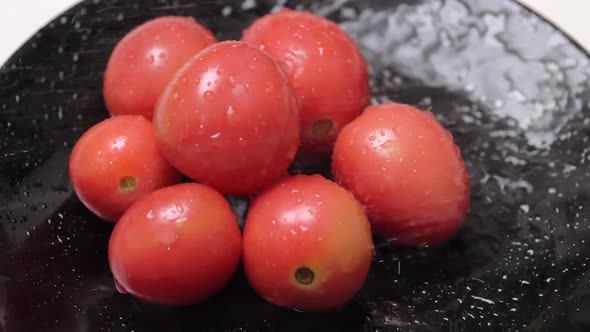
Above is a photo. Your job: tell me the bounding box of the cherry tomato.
[243,9,370,159]
[243,174,374,311]
[108,183,242,306]
[154,41,300,195]
[69,115,180,222]
[332,103,471,246]
[103,16,216,119]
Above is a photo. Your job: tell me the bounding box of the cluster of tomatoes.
[68,9,470,311]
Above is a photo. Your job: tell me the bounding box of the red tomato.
[243,174,374,311]
[154,41,300,195]
[103,16,216,119]
[108,183,242,306]
[69,115,180,222]
[243,9,370,159]
[332,103,471,246]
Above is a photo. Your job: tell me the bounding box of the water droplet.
[159,52,166,60]
[221,6,232,16]
[381,140,396,151]
[204,91,215,100]
[228,76,238,87]
[147,54,155,64]
[225,105,235,118]
[114,279,128,294]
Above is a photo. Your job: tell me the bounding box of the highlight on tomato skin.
[154,41,301,196]
[243,8,370,160]
[108,183,242,306]
[103,16,216,119]
[332,102,471,247]
[242,174,374,312]
[68,115,180,223]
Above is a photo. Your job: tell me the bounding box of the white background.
[0,0,588,65]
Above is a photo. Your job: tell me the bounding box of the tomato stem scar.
[311,119,334,137]
[119,176,137,192]
[295,266,315,285]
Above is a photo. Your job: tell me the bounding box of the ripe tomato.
[103,16,216,119]
[69,115,180,222]
[243,174,374,311]
[108,183,242,306]
[154,41,300,195]
[243,9,370,159]
[332,103,471,246]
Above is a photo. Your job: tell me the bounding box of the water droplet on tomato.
[159,52,166,59]
[204,91,215,100]
[147,54,155,64]
[282,59,296,77]
[114,279,128,294]
[226,105,235,118]
[368,135,377,141]
[228,75,238,87]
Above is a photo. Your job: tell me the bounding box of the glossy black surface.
[1,0,590,331]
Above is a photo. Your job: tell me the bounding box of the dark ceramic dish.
[1,0,590,331]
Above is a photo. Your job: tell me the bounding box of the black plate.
[1,0,590,331]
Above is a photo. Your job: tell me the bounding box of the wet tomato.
[69,115,180,222]
[243,174,374,311]
[332,103,471,246]
[243,9,370,159]
[103,16,216,119]
[154,41,300,195]
[108,183,242,306]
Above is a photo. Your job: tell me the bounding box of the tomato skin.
[69,115,180,222]
[332,103,471,246]
[243,174,374,311]
[154,41,300,195]
[108,183,242,306]
[243,9,370,159]
[103,16,216,119]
